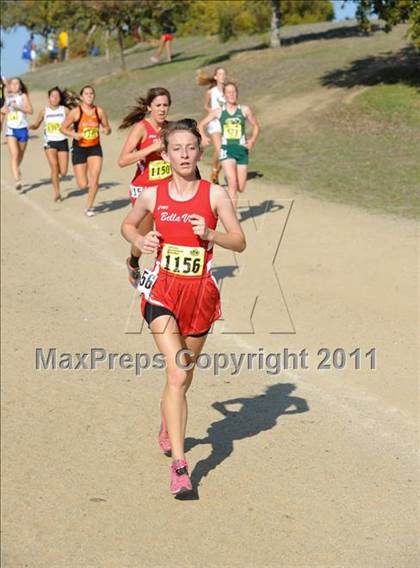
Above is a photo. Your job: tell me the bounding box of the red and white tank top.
[154,179,217,278]
[131,119,172,187]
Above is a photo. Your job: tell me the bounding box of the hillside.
[25,21,420,218]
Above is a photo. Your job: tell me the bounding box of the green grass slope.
[26,21,420,218]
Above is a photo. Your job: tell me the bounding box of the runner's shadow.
[65,182,119,200]
[247,171,264,181]
[211,265,239,286]
[185,383,309,492]
[21,178,52,193]
[22,174,75,194]
[238,200,284,223]
[94,198,130,213]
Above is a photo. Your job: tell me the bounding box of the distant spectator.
[47,35,58,62]
[58,31,69,62]
[29,34,37,72]
[132,23,145,43]
[89,42,100,57]
[150,9,177,64]
[21,40,31,62]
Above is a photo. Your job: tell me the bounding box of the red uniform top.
[154,178,218,279]
[141,178,221,335]
[131,119,172,188]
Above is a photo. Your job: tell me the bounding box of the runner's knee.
[166,367,189,391]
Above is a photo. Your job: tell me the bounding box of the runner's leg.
[18,140,28,166]
[221,158,239,208]
[73,162,88,191]
[151,315,206,462]
[181,334,208,439]
[57,148,69,177]
[237,164,248,193]
[86,155,102,209]
[45,148,61,199]
[7,136,21,183]
[165,39,172,62]
[210,132,222,183]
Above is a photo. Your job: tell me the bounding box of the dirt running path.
[1,92,418,568]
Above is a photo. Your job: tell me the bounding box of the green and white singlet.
[220,105,246,147]
[219,105,249,165]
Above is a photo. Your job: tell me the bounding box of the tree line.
[2,0,419,72]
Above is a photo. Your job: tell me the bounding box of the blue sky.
[0,1,358,79]
[1,26,37,77]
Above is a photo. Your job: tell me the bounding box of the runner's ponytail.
[196,67,226,89]
[119,87,171,130]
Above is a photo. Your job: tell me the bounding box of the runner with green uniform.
[199,81,260,208]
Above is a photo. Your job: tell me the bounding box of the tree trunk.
[104,29,110,62]
[271,0,281,48]
[117,27,126,71]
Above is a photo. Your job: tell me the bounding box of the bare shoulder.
[210,183,226,197]
[140,185,158,208]
[209,183,230,209]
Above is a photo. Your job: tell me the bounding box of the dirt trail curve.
[1,91,418,568]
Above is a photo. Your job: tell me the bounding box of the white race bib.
[161,243,205,276]
[137,268,157,299]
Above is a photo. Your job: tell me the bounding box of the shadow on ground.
[281,23,382,47]
[182,383,309,498]
[211,265,239,287]
[204,43,268,66]
[94,198,130,213]
[238,199,284,223]
[204,24,382,66]
[65,181,120,200]
[247,170,264,181]
[321,46,420,89]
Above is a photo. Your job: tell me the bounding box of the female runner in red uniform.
[121,119,246,497]
[118,87,172,286]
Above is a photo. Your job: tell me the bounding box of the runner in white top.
[30,87,70,201]
[198,67,226,183]
[0,77,33,190]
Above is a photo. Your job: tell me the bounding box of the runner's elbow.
[235,236,246,253]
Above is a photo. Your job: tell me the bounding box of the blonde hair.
[196,67,226,88]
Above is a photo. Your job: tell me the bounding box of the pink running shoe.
[170,459,192,496]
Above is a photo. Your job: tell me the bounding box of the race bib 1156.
[161,243,205,276]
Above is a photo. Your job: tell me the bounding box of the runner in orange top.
[121,118,246,497]
[60,85,111,216]
[118,87,172,286]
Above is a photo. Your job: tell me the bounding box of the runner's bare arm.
[204,90,212,113]
[121,188,160,254]
[98,107,111,135]
[243,105,260,150]
[12,93,33,115]
[198,109,221,146]
[190,186,246,253]
[29,109,45,130]
[60,108,80,140]
[117,122,163,167]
